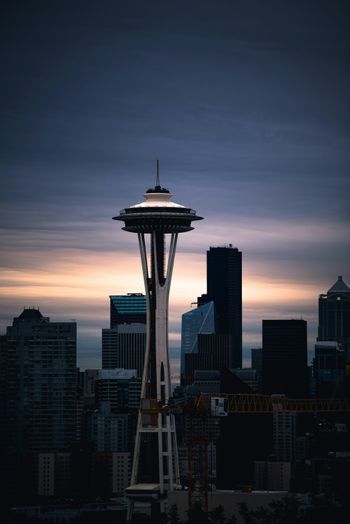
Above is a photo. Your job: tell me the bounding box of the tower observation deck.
[114,172,202,518]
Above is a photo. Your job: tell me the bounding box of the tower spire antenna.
[156,158,160,187]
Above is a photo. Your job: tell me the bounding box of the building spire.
[327,275,350,294]
[145,159,169,194]
[156,158,160,187]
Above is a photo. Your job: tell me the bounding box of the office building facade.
[95,368,141,411]
[102,324,146,376]
[313,341,346,397]
[183,333,231,386]
[180,245,242,385]
[103,294,146,376]
[262,319,308,397]
[251,347,263,392]
[273,410,297,462]
[0,308,77,452]
[110,293,146,328]
[0,309,76,504]
[254,460,291,491]
[88,411,131,453]
[180,301,215,383]
[206,246,242,368]
[318,276,350,355]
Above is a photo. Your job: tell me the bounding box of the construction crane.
[194,393,350,414]
[180,393,350,512]
[139,394,350,512]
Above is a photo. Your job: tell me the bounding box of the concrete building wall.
[254,461,291,491]
[273,410,297,462]
[38,453,55,497]
[267,462,291,491]
[112,452,131,494]
[89,412,130,452]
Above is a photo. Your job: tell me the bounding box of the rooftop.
[15,308,46,322]
[315,341,339,348]
[98,369,138,380]
[145,184,170,194]
[130,190,186,209]
[328,276,350,294]
[110,294,147,313]
[20,308,43,318]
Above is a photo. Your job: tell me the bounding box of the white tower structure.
[114,164,202,517]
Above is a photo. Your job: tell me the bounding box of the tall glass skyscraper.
[180,301,215,383]
[206,246,242,368]
[110,293,147,328]
[103,293,147,376]
[180,245,242,385]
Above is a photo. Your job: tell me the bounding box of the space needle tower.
[114,162,202,517]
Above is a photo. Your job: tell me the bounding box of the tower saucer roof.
[114,184,202,234]
[131,190,185,209]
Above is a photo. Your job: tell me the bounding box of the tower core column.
[114,176,202,517]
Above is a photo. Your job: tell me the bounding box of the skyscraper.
[262,319,308,397]
[95,368,141,411]
[0,308,77,452]
[206,246,242,368]
[102,293,147,376]
[102,324,146,376]
[273,410,297,462]
[0,309,77,503]
[318,276,350,356]
[110,293,146,328]
[251,347,263,392]
[313,342,346,397]
[180,245,242,385]
[114,171,202,517]
[180,300,215,384]
[183,334,231,386]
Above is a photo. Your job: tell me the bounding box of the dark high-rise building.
[103,293,147,376]
[102,324,146,376]
[262,319,308,397]
[0,309,76,504]
[89,369,141,453]
[313,342,346,397]
[318,276,350,356]
[180,301,215,384]
[0,308,77,452]
[206,246,242,368]
[216,412,272,489]
[251,347,263,392]
[180,245,242,384]
[183,334,231,386]
[95,369,141,411]
[109,293,146,328]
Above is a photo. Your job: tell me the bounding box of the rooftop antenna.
[156,158,160,187]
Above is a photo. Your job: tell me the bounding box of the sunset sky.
[1,1,349,378]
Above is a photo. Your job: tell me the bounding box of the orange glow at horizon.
[0,242,324,372]
[1,248,318,315]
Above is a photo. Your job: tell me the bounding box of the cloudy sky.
[1,1,349,377]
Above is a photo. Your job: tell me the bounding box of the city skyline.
[1,1,349,374]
